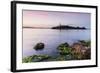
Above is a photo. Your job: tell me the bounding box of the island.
[23,24,87,30]
[51,24,86,30]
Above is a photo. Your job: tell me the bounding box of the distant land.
[52,25,86,30]
[23,26,50,29]
[23,24,87,30]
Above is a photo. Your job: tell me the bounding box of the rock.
[34,42,45,50]
[22,55,50,63]
[79,40,91,47]
[71,43,83,53]
[83,48,91,59]
[71,42,91,60]
[57,43,71,55]
[71,43,85,59]
[32,55,50,62]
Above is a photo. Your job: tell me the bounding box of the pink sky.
[23,10,90,28]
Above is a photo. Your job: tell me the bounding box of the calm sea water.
[23,29,90,58]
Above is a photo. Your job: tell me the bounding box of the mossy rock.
[57,43,71,55]
[58,43,69,48]
[55,55,72,61]
[34,42,45,50]
[79,40,91,47]
[22,55,50,63]
[31,55,50,62]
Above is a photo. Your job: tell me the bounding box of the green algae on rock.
[57,43,71,55]
[23,55,50,63]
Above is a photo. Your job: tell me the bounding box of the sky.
[23,10,91,28]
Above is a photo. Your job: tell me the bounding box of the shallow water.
[23,29,90,58]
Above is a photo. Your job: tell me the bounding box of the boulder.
[71,42,91,59]
[34,42,45,50]
[57,42,71,55]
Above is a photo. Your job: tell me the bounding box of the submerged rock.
[22,55,50,63]
[32,55,50,62]
[34,42,45,50]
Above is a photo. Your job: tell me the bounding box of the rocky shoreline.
[23,40,91,63]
